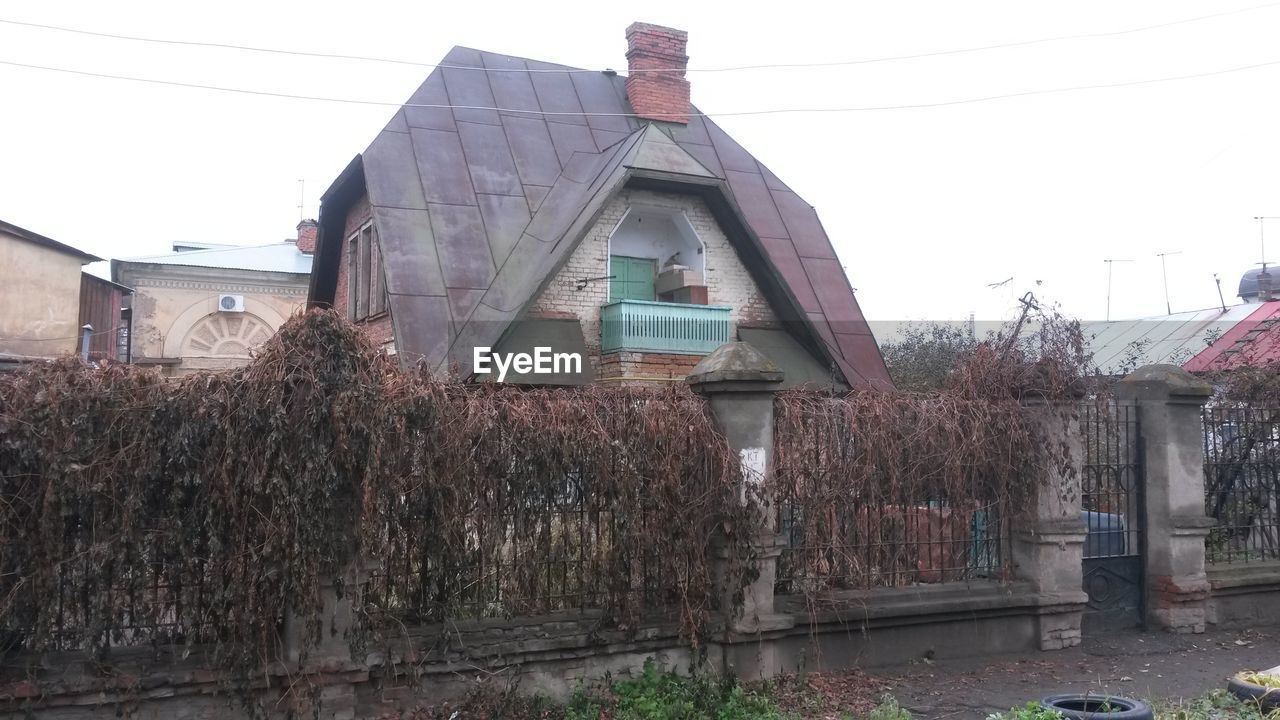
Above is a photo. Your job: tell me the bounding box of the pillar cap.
[1114,364,1212,403]
[686,341,783,392]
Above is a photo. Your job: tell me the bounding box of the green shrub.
[1154,689,1280,719]
[607,658,794,720]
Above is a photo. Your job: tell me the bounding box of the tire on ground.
[1040,693,1154,720]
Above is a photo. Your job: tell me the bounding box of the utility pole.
[1103,258,1132,322]
[1156,251,1182,315]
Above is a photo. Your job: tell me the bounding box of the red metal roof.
[1184,300,1280,371]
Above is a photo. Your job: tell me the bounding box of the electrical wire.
[2,56,1278,116]
[0,327,119,343]
[1,1,1278,74]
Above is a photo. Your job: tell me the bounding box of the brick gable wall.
[333,192,394,348]
[528,188,778,381]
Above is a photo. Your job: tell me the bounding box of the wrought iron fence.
[10,519,222,655]
[772,399,1009,592]
[775,497,1005,592]
[364,461,700,624]
[1203,406,1280,564]
[1080,401,1143,560]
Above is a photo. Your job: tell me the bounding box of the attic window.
[346,220,386,322]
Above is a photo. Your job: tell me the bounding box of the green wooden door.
[609,255,656,301]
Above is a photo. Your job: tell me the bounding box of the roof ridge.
[122,241,296,261]
[449,45,592,73]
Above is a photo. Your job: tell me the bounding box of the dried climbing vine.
[773,304,1089,595]
[0,310,752,708]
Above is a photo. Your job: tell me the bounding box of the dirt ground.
[869,625,1278,718]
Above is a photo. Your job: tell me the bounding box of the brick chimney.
[295,218,319,254]
[625,22,690,124]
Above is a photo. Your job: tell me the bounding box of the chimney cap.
[625,21,688,39]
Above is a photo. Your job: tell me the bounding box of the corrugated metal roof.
[310,45,890,388]
[120,242,312,275]
[1084,304,1273,374]
[1184,300,1280,371]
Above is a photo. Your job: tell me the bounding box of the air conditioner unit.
[218,294,245,312]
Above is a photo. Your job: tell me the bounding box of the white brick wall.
[527,189,778,355]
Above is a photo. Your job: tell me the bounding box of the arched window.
[181,312,273,358]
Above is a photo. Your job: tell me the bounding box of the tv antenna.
[1103,258,1132,322]
[1254,216,1279,265]
[1155,250,1182,315]
[297,179,305,222]
[1213,273,1228,313]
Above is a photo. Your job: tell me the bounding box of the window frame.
[346,219,387,322]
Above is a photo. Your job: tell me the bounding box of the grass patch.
[388,659,907,719]
[1153,689,1280,719]
[985,701,1065,719]
[388,666,1279,719]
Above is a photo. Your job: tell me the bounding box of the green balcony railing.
[600,299,732,355]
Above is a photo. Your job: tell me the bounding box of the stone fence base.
[2,582,1086,719]
[1206,561,1280,630]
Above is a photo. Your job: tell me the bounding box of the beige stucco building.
[0,219,105,366]
[112,225,314,375]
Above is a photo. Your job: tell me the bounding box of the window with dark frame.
[346,220,387,322]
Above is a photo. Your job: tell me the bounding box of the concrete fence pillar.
[280,560,371,719]
[686,342,792,640]
[1009,396,1090,650]
[1115,364,1215,633]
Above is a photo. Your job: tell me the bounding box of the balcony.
[599,299,731,355]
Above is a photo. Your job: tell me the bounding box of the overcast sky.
[2,1,1278,327]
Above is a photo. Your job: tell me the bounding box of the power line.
[0,327,118,343]
[2,55,1278,117]
[693,1,1280,73]
[1,1,1278,74]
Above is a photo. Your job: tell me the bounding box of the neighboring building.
[112,222,315,375]
[1086,267,1280,375]
[1184,299,1280,372]
[1237,265,1276,304]
[307,23,891,388]
[1085,305,1259,375]
[79,273,134,363]
[0,219,130,369]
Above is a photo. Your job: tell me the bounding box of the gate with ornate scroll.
[1080,402,1145,633]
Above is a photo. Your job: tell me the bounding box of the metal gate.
[1080,402,1145,633]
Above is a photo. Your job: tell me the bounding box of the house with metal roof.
[1183,299,1280,372]
[1085,267,1280,375]
[0,218,131,368]
[111,221,315,375]
[307,22,890,388]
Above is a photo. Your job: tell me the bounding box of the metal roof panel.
[120,242,311,274]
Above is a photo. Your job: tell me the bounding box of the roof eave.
[0,219,101,263]
[81,271,134,295]
[310,155,365,307]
